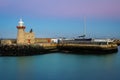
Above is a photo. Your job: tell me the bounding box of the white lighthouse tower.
[16,19,25,44]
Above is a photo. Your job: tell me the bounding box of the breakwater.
[57,43,118,54]
[0,43,118,56]
[0,44,58,56]
[114,39,120,46]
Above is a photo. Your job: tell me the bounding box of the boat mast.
[84,16,86,38]
[78,16,86,39]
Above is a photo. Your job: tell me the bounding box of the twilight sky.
[0,0,120,38]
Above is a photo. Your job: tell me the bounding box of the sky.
[0,0,120,39]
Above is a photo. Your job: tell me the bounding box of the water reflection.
[0,51,120,80]
[17,56,37,80]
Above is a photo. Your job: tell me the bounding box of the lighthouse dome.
[18,18,24,26]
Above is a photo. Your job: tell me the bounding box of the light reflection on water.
[0,47,120,80]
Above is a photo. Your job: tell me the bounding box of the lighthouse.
[16,19,35,44]
[16,19,25,44]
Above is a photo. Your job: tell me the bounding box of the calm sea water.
[0,46,120,80]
